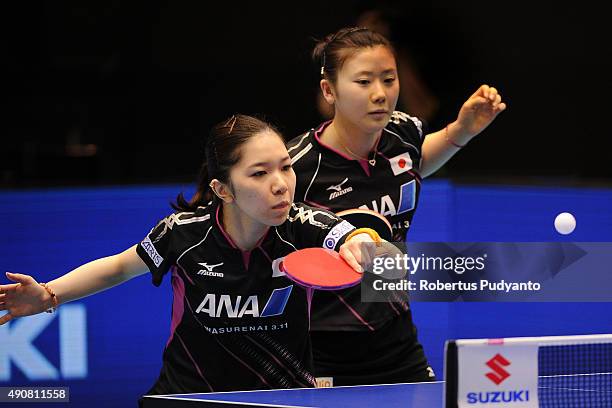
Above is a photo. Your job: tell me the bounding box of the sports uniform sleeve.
[287,132,317,202]
[136,215,178,286]
[282,203,355,251]
[388,111,428,169]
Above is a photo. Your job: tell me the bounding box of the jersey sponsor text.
[202,322,289,334]
[197,262,224,277]
[141,236,163,267]
[195,286,293,318]
[326,178,353,200]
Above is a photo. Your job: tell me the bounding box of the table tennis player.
[288,26,505,386]
[0,114,383,399]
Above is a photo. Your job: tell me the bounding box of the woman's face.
[331,45,400,135]
[228,130,296,226]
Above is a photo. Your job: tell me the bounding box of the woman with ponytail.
[288,26,506,386]
[0,114,377,398]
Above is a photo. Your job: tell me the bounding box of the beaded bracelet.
[39,283,58,314]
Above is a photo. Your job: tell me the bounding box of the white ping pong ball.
[554,212,576,235]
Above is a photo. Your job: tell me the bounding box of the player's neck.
[221,204,269,251]
[322,118,380,159]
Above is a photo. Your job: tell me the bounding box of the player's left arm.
[420,84,507,178]
[0,246,148,324]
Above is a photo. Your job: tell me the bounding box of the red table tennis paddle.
[280,247,362,290]
[336,208,393,241]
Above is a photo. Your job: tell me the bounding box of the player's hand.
[455,84,507,140]
[0,272,51,325]
[339,233,378,273]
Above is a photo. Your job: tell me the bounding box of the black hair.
[172,114,282,212]
[313,26,395,85]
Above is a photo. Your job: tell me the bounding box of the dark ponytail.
[172,160,211,212]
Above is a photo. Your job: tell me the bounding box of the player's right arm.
[0,245,148,325]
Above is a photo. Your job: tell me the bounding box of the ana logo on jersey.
[197,262,224,277]
[359,180,416,216]
[326,177,353,200]
[195,286,293,318]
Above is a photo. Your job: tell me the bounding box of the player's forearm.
[46,246,147,305]
[420,122,472,178]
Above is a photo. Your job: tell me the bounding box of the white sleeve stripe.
[287,133,310,153]
[176,225,213,267]
[290,143,313,164]
[408,115,424,138]
[158,213,211,232]
[303,153,322,202]
[174,214,211,225]
[383,128,420,154]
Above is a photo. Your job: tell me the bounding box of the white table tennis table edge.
[143,376,611,406]
[145,380,444,398]
[143,395,315,408]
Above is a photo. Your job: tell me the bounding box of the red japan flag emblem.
[389,152,413,175]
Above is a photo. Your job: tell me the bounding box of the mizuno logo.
[326,178,353,200]
[486,353,511,385]
[197,262,224,277]
[199,262,223,272]
[326,178,349,192]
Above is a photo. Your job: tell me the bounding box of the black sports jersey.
[136,201,355,394]
[288,111,425,243]
[287,111,426,331]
